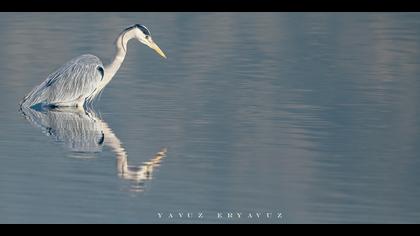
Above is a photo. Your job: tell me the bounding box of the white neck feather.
[99,29,137,92]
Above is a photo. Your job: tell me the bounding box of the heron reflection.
[20,106,167,191]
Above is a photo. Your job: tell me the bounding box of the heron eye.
[145,35,150,40]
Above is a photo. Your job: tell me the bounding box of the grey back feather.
[21,54,104,108]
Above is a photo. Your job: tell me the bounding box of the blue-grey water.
[0,13,420,224]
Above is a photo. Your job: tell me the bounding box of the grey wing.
[21,54,104,107]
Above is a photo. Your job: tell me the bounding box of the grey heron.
[20,24,166,109]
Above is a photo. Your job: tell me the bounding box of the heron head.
[131,24,167,59]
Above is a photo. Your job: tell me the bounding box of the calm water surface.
[0,13,420,223]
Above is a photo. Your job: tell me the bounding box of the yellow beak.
[150,40,167,59]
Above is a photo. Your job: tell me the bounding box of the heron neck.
[102,31,134,88]
[105,48,125,80]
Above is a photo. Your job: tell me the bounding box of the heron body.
[21,24,166,109]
